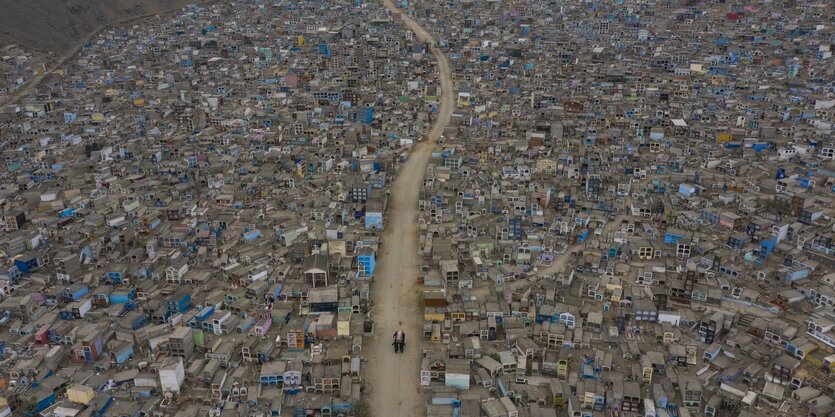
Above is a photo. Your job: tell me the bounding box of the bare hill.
[0,0,194,52]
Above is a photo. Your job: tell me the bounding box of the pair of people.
[392,329,405,353]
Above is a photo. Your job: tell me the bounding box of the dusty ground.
[0,0,196,53]
[363,2,454,416]
[0,0,216,107]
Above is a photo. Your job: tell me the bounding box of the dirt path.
[533,213,631,278]
[364,2,454,416]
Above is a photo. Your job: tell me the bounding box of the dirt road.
[363,2,454,416]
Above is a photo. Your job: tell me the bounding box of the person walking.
[392,329,405,353]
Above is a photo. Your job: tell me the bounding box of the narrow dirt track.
[363,2,454,416]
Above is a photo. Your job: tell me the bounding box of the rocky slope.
[0,0,194,52]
